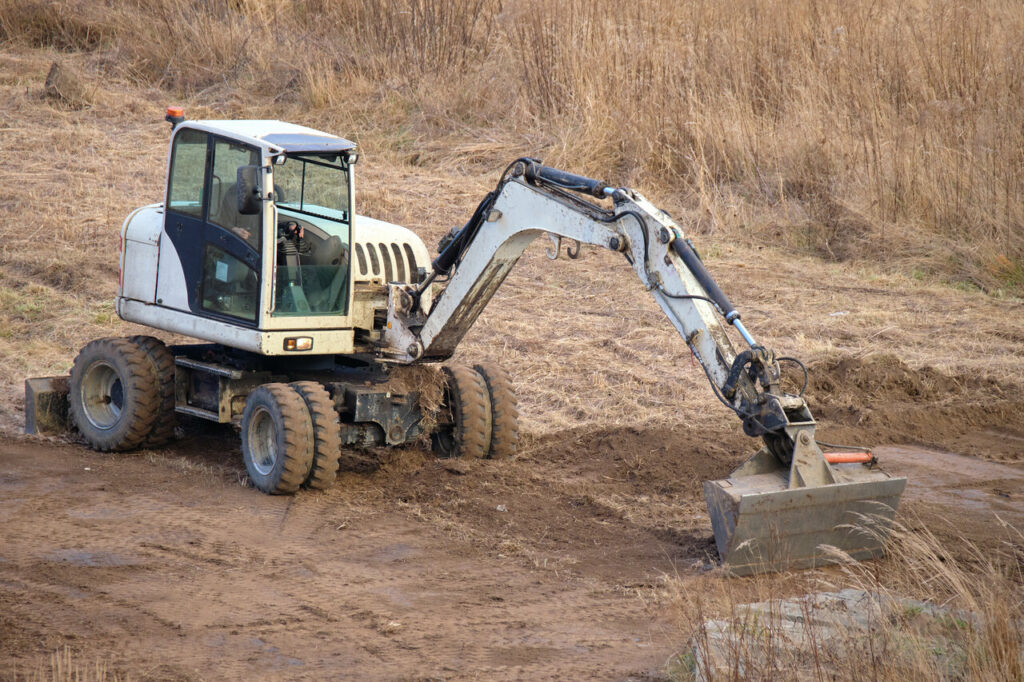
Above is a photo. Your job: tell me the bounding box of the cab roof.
[183,120,357,155]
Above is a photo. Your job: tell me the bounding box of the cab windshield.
[274,154,350,223]
[271,154,351,317]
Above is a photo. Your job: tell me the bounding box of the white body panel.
[353,216,432,291]
[117,299,355,355]
[119,204,163,304]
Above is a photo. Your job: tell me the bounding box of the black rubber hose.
[431,228,466,276]
[720,349,753,400]
[671,238,737,321]
[431,191,496,275]
[524,162,610,199]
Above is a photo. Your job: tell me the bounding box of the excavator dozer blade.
[704,452,907,576]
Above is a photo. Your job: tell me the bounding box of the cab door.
[157,129,262,326]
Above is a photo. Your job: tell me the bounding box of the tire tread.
[473,362,519,459]
[438,365,491,459]
[129,335,177,448]
[264,383,314,493]
[290,381,342,490]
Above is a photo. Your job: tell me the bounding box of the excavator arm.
[384,159,906,574]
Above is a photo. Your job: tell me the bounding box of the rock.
[686,589,979,681]
[44,61,92,108]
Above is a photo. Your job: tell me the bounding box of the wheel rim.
[247,406,278,476]
[80,361,125,430]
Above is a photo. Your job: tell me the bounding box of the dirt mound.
[337,424,748,581]
[522,425,748,493]
[808,353,1005,404]
[805,354,1024,462]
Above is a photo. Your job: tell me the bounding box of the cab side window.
[167,128,207,218]
[208,139,260,249]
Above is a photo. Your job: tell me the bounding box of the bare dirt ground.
[2,428,1022,680]
[1,48,1024,679]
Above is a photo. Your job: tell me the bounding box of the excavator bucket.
[703,428,907,576]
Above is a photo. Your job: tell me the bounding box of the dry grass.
[14,646,120,681]
[1,0,1021,293]
[1,1,1022,437]
[671,518,1024,680]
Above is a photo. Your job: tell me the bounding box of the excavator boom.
[384,159,906,575]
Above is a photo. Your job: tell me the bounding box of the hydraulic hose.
[670,238,737,323]
[524,162,612,199]
[431,191,496,276]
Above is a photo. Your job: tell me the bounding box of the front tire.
[431,365,492,459]
[241,383,314,494]
[473,363,519,459]
[69,337,162,452]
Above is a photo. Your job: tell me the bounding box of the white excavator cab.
[117,116,431,356]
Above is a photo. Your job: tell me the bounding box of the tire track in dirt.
[6,352,1021,678]
[0,436,688,679]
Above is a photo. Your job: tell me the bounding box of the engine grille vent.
[355,241,420,283]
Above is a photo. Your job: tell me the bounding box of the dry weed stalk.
[673,515,1023,681]
[0,0,1020,292]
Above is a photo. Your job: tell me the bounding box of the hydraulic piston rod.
[670,238,758,348]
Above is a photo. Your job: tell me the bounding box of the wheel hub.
[80,361,124,431]
[247,406,278,476]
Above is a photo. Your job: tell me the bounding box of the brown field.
[0,1,1022,679]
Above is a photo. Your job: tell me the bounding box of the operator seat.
[310,235,348,268]
[311,235,350,312]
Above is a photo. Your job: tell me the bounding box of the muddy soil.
[2,416,1022,679]
[0,427,716,681]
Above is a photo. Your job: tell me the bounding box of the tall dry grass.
[674,518,1024,680]
[0,0,1021,293]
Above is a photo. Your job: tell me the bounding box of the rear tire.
[473,363,519,459]
[69,337,162,452]
[129,335,177,447]
[431,365,491,459]
[290,381,342,490]
[240,383,314,494]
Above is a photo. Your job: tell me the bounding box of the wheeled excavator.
[24,110,906,575]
